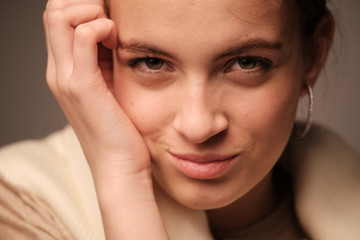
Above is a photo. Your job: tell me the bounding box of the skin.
[44,0,333,237]
[111,0,303,226]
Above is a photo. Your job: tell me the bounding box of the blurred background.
[0,0,359,153]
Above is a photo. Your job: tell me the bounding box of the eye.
[238,58,258,70]
[225,56,272,73]
[128,57,170,73]
[144,58,164,70]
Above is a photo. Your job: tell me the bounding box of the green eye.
[238,58,258,70]
[145,58,164,70]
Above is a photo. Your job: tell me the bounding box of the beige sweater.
[0,125,359,239]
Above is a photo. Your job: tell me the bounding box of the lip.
[168,152,238,179]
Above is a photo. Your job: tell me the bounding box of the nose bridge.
[186,81,209,116]
[173,80,228,143]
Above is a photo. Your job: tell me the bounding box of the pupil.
[145,58,164,70]
[239,58,257,69]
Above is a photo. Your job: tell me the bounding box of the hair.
[293,0,330,39]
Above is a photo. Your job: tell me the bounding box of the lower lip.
[169,154,237,179]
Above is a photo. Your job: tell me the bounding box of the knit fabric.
[0,125,359,239]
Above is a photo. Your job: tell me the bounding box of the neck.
[206,170,284,231]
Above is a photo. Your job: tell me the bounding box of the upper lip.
[169,152,238,163]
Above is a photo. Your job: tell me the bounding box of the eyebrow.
[118,38,283,62]
[118,39,178,60]
[213,39,284,61]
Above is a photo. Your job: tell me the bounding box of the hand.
[44,0,150,180]
[43,0,168,239]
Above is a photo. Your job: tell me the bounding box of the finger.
[43,11,57,91]
[98,42,114,90]
[46,0,104,10]
[72,18,117,77]
[45,4,107,75]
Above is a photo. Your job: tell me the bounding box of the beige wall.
[0,0,67,145]
[0,0,359,153]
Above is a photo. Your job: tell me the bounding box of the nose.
[173,82,228,144]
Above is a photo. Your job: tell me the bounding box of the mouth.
[168,152,238,179]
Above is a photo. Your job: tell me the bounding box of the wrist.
[94,169,155,206]
[93,172,169,239]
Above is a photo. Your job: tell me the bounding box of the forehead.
[109,0,290,25]
[109,0,294,50]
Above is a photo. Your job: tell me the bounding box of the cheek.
[228,79,299,130]
[249,83,299,132]
[252,84,298,157]
[112,74,175,138]
[115,89,164,134]
[226,71,302,167]
[256,87,300,170]
[222,79,301,202]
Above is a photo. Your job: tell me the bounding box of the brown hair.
[294,0,329,38]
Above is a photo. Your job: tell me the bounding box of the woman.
[0,0,359,239]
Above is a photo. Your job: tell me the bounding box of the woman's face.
[110,0,305,209]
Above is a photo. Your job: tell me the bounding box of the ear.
[302,12,335,92]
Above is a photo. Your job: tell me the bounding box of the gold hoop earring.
[299,83,314,137]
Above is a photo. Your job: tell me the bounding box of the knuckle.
[45,73,57,92]
[59,78,82,101]
[74,25,95,44]
[46,73,82,102]
[42,11,47,24]
[46,0,69,11]
[98,6,107,18]
[93,4,104,16]
[46,9,66,27]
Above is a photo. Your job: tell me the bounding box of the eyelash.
[224,56,272,74]
[127,56,272,74]
[128,57,172,73]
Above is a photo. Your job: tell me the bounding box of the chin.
[178,188,240,211]
[184,198,234,210]
[154,175,243,211]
